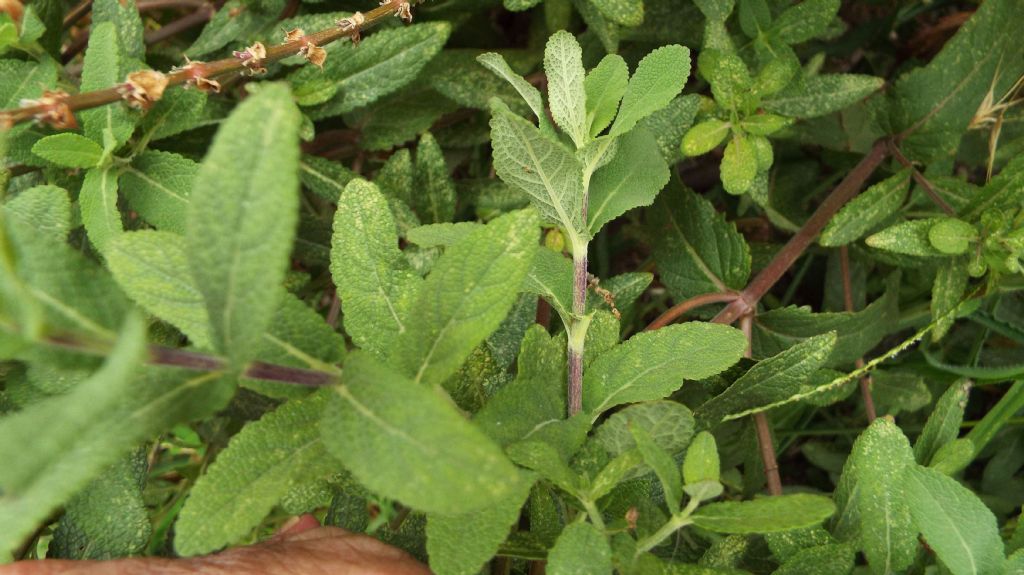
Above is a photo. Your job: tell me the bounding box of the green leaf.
[903,465,1004,575]
[590,0,643,27]
[92,0,144,62]
[739,113,792,136]
[299,154,356,202]
[681,119,731,156]
[186,83,301,365]
[394,208,537,385]
[357,83,458,152]
[120,151,197,234]
[583,322,747,414]
[49,452,151,560]
[892,0,1024,162]
[595,400,695,460]
[490,100,586,241]
[331,179,420,357]
[175,390,338,556]
[478,52,551,128]
[106,231,211,348]
[932,256,969,341]
[865,219,947,257]
[631,425,683,513]
[548,522,613,575]
[78,167,123,253]
[407,222,483,248]
[738,0,771,38]
[851,418,917,575]
[523,248,574,323]
[299,22,451,120]
[412,132,457,223]
[585,54,629,137]
[720,134,758,195]
[696,332,836,426]
[928,218,977,255]
[691,494,836,534]
[611,45,692,137]
[80,22,135,148]
[820,169,911,247]
[693,0,734,21]
[698,49,750,110]
[322,352,522,514]
[769,0,839,45]
[30,134,103,168]
[426,475,535,575]
[914,380,971,466]
[762,74,884,119]
[545,30,588,148]
[683,430,720,485]
[588,127,670,234]
[774,543,855,575]
[649,183,751,300]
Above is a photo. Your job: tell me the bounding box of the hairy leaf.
[611,44,691,137]
[692,494,836,534]
[544,30,588,148]
[588,127,670,234]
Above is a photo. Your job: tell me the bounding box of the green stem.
[633,497,700,555]
[581,498,606,532]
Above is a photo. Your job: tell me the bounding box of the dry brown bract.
[18,90,77,129]
[336,12,365,45]
[380,0,412,23]
[174,57,222,93]
[233,41,267,75]
[286,28,327,70]
[118,70,169,109]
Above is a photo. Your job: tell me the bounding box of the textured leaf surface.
[547,522,612,575]
[426,475,534,575]
[588,127,670,234]
[395,209,538,385]
[80,22,134,147]
[650,184,750,300]
[412,133,457,224]
[585,54,629,137]
[322,353,522,514]
[914,380,971,466]
[331,179,420,357]
[121,151,197,234]
[769,0,839,45]
[477,52,549,126]
[544,30,588,148]
[176,390,337,556]
[107,231,211,347]
[595,400,695,458]
[78,167,122,253]
[611,45,691,136]
[696,332,836,425]
[820,169,911,247]
[186,84,301,365]
[590,0,643,27]
[851,419,918,575]
[865,219,946,257]
[490,101,586,240]
[30,134,103,168]
[762,74,883,119]
[583,323,747,414]
[692,494,836,534]
[904,465,1004,575]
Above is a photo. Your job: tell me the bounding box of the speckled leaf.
[299,22,451,120]
[585,54,629,137]
[640,94,700,164]
[720,134,757,195]
[121,151,197,234]
[774,543,855,575]
[681,118,731,157]
[92,0,144,62]
[850,418,917,575]
[583,322,746,414]
[914,380,971,466]
[590,0,643,27]
[548,522,612,575]
[611,45,691,137]
[769,0,839,45]
[698,49,750,110]
[865,219,946,257]
[692,494,836,534]
[322,352,523,514]
[107,231,211,348]
[588,127,670,234]
[649,183,751,300]
[903,465,1004,575]
[762,74,883,119]
[931,256,969,341]
[331,179,420,357]
[928,218,977,255]
[490,100,586,241]
[186,84,301,365]
[595,400,695,458]
[696,332,836,425]
[892,0,1024,162]
[300,154,356,203]
[426,474,534,575]
[175,390,338,556]
[395,209,538,386]
[820,169,911,247]
[544,30,588,148]
[412,133,457,223]
[79,167,122,253]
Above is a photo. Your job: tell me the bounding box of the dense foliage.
[1,0,1023,573]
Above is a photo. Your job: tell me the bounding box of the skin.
[0,516,431,575]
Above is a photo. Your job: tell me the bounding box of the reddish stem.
[839,246,877,422]
[645,291,739,331]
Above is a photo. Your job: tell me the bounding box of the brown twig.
[739,314,782,495]
[840,246,877,422]
[645,291,739,331]
[712,139,890,325]
[144,4,215,46]
[887,141,957,216]
[1,0,423,127]
[63,0,93,29]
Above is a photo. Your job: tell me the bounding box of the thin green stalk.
[581,498,606,532]
[634,497,700,555]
